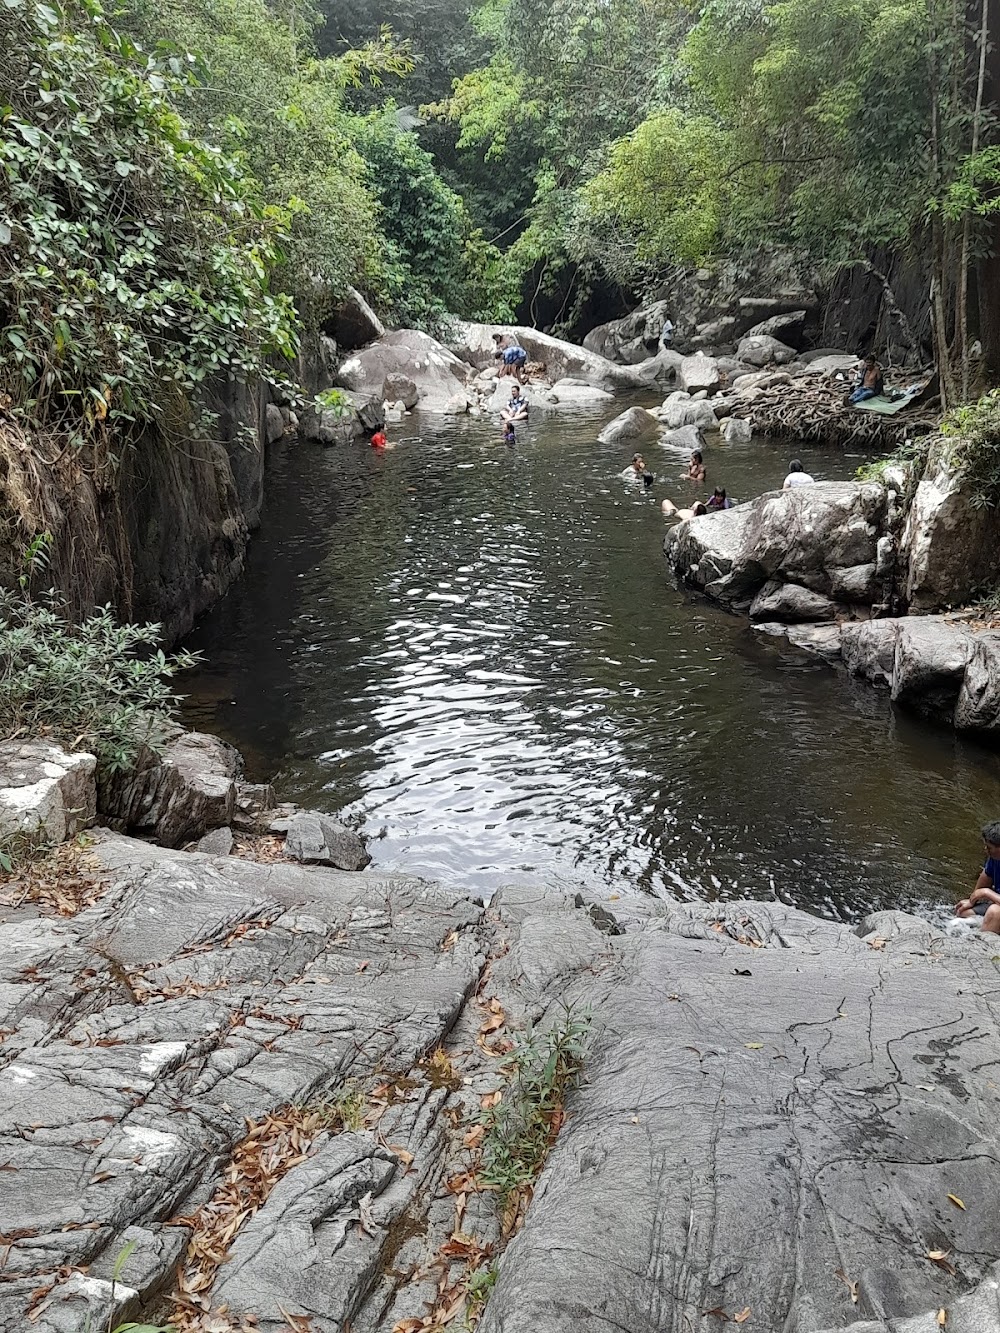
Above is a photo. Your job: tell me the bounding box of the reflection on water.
[181,407,1000,918]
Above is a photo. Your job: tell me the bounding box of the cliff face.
[0,379,268,643]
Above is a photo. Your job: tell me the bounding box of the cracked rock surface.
[4,838,1000,1332]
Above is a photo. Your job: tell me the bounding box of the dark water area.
[181,404,1000,920]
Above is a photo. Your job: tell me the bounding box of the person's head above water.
[712,487,726,499]
[789,458,803,473]
[692,502,708,516]
[691,450,703,464]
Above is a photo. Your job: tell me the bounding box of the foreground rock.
[5,836,1000,1333]
[665,481,895,610]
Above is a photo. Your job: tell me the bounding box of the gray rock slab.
[891,618,974,718]
[481,901,1000,1333]
[678,353,721,394]
[722,415,752,443]
[749,579,838,622]
[192,825,234,856]
[0,741,96,844]
[284,811,370,871]
[597,405,660,445]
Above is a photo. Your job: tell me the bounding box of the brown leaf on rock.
[733,1309,752,1324]
[701,1308,729,1321]
[927,1249,957,1276]
[462,1124,485,1149]
[947,1193,966,1210]
[480,1090,502,1110]
[834,1269,859,1303]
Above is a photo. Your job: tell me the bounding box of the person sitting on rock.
[849,355,884,403]
[955,820,1000,932]
[687,450,706,483]
[661,498,708,520]
[706,487,733,511]
[501,384,529,423]
[783,458,815,488]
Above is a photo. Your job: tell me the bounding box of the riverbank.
[3,757,1000,1333]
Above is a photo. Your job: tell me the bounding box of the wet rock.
[0,741,96,844]
[98,730,240,848]
[545,380,615,408]
[749,581,838,622]
[597,406,660,445]
[265,403,285,444]
[283,811,371,871]
[192,826,234,857]
[383,372,419,410]
[841,618,900,686]
[954,632,1000,735]
[658,424,707,453]
[666,482,888,605]
[784,621,844,661]
[722,416,752,443]
[660,393,717,431]
[891,618,974,718]
[678,353,720,395]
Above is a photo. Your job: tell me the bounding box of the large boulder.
[722,416,752,444]
[597,406,660,445]
[337,330,473,414]
[445,322,669,392]
[840,618,900,685]
[326,286,385,350]
[666,482,888,604]
[902,442,1000,610]
[890,618,975,718]
[659,393,718,431]
[659,424,708,453]
[798,353,859,376]
[98,730,241,848]
[300,390,383,445]
[582,300,674,363]
[741,310,807,345]
[0,741,96,845]
[678,353,721,395]
[736,334,798,367]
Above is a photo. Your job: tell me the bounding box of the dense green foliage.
[0,0,297,448]
[0,588,198,773]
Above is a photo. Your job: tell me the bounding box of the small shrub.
[0,591,199,774]
[854,435,930,485]
[479,1005,590,1201]
[316,388,354,418]
[942,390,1000,507]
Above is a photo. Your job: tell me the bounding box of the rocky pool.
[181,406,1000,918]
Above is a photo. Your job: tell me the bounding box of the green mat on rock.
[852,390,922,416]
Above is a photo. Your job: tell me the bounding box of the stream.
[181,404,1000,919]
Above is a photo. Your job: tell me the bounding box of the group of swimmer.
[622,446,820,519]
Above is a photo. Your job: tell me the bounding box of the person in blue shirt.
[955,820,1000,931]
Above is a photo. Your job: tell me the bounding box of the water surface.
[182,406,1000,918]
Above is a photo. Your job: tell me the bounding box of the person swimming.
[687,450,706,483]
[661,498,708,520]
[503,423,516,445]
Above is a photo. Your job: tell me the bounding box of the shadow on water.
[181,405,1000,918]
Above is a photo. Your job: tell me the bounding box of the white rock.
[0,741,96,844]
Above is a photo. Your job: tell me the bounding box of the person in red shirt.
[370,429,387,449]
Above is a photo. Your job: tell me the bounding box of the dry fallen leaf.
[480,1090,502,1110]
[387,1144,414,1169]
[834,1269,859,1303]
[927,1249,958,1276]
[463,1125,485,1150]
[937,1309,947,1327]
[744,1043,763,1050]
[868,937,887,950]
[702,1307,729,1321]
[947,1193,966,1210]
[734,1309,752,1324]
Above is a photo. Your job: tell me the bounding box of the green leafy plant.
[1,0,298,455]
[465,1261,498,1311]
[0,824,53,877]
[316,387,354,417]
[0,589,200,774]
[479,1005,590,1202]
[854,435,931,485]
[942,390,1000,506]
